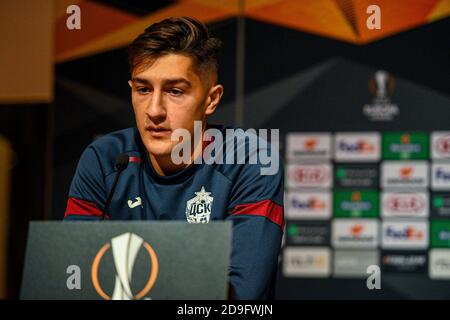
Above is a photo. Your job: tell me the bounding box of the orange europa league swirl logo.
[91,232,158,300]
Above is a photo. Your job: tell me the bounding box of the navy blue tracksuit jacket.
[64,125,284,299]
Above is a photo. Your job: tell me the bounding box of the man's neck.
[149,153,186,176]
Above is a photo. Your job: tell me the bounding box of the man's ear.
[128,80,133,88]
[205,84,224,116]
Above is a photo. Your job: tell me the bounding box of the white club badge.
[185,186,214,223]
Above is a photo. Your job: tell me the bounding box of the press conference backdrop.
[274,61,450,299]
[51,1,450,299]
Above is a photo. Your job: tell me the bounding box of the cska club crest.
[185,186,214,223]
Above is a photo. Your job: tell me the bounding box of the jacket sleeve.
[63,146,107,220]
[225,158,284,300]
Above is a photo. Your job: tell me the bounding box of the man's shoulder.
[89,127,141,154]
[80,127,141,176]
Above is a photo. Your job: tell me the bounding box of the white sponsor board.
[431,132,450,160]
[381,220,429,249]
[287,163,332,189]
[332,219,379,248]
[429,249,450,279]
[286,133,332,160]
[285,191,332,220]
[334,132,380,162]
[333,250,379,278]
[283,247,331,278]
[381,161,429,189]
[381,192,429,218]
[431,163,450,191]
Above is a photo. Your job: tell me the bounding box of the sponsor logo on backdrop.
[335,133,380,162]
[335,164,378,188]
[431,220,450,248]
[432,163,450,191]
[282,247,330,277]
[287,164,332,189]
[91,233,158,300]
[381,161,429,188]
[363,70,399,122]
[429,249,450,279]
[332,219,378,248]
[382,192,429,218]
[286,133,331,160]
[381,252,427,274]
[431,132,450,159]
[333,250,379,278]
[334,191,379,218]
[431,193,450,218]
[286,222,330,246]
[381,221,429,249]
[286,192,331,219]
[382,132,429,160]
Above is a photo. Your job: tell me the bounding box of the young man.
[64,17,284,300]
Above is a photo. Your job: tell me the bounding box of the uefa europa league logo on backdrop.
[363,70,399,122]
[91,232,158,300]
[369,70,396,102]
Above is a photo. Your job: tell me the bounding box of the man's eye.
[137,87,150,94]
[169,88,184,96]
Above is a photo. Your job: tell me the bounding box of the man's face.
[129,54,215,159]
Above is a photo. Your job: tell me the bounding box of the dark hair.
[127,16,222,80]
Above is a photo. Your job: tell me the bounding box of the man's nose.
[146,90,166,123]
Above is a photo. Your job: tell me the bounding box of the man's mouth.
[146,126,172,138]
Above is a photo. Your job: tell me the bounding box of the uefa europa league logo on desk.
[91,232,158,300]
